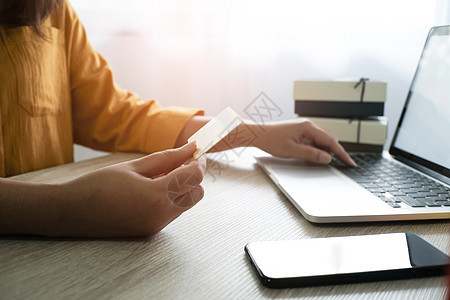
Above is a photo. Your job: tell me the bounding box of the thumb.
[133,142,197,177]
[295,143,332,164]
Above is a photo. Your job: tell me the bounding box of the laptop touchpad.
[258,157,387,217]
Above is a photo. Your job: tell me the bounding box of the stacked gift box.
[294,79,388,152]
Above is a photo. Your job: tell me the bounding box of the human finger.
[133,142,197,177]
[171,186,205,208]
[304,123,356,166]
[289,140,334,164]
[163,160,205,205]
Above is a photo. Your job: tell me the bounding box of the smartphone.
[245,233,449,288]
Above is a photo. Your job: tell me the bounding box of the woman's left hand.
[252,119,356,166]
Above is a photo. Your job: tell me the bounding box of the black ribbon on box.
[353,77,370,102]
[351,78,370,143]
[348,118,363,144]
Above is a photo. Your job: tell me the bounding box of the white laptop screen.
[391,26,450,178]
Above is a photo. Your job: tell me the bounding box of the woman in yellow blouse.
[0,0,354,237]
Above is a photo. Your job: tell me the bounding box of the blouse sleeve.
[64,2,203,153]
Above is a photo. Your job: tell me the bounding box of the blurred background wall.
[71,0,450,161]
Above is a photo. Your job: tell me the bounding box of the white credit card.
[188,107,243,159]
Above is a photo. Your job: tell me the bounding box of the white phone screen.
[247,233,411,279]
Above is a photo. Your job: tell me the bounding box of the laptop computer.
[255,25,450,223]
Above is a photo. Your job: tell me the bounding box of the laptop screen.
[390,26,450,180]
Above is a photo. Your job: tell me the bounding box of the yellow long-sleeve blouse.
[0,1,203,177]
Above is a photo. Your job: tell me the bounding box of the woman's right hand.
[52,142,206,237]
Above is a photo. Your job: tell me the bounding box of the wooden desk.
[1,150,449,299]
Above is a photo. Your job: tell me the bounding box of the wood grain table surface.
[1,149,449,299]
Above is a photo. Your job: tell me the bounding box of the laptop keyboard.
[331,153,450,208]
